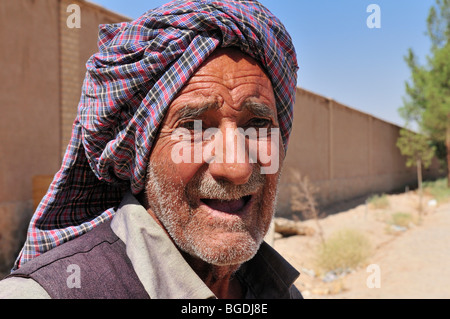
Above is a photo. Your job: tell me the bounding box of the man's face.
[144,48,284,266]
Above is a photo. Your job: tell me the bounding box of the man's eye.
[178,121,196,130]
[246,118,272,128]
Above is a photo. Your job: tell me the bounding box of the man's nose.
[207,126,253,185]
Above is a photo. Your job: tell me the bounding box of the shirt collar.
[110,192,299,299]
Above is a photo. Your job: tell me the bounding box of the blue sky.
[89,0,435,127]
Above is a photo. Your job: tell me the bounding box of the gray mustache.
[187,166,265,201]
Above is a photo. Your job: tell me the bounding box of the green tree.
[396,128,436,214]
[399,0,450,185]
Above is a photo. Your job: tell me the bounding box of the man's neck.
[181,251,244,299]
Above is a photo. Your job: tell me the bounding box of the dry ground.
[274,190,450,299]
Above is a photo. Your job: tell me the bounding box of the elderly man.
[0,0,300,299]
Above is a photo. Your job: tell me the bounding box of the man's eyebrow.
[174,100,277,120]
[175,101,220,119]
[242,101,277,119]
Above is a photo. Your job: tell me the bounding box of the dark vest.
[7,221,149,299]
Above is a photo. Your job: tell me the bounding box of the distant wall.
[277,88,444,218]
[0,0,130,275]
[0,0,61,275]
[60,0,131,157]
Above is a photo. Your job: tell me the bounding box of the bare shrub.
[367,193,390,210]
[315,228,372,275]
[289,169,325,244]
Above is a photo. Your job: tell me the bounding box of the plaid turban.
[13,0,298,270]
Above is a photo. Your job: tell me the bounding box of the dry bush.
[315,228,372,275]
[384,212,420,234]
[367,193,390,209]
[423,178,450,203]
[289,169,324,244]
[390,212,415,228]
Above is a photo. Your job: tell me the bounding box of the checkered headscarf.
[14,0,298,270]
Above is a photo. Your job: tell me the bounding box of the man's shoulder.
[240,242,303,299]
[0,276,51,299]
[5,221,148,299]
[288,284,303,299]
[10,221,119,277]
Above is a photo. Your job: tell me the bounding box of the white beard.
[144,162,277,266]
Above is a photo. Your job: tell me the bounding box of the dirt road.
[274,194,450,299]
[332,201,450,298]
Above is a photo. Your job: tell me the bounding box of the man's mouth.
[200,195,252,214]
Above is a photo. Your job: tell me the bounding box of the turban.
[13,0,298,270]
